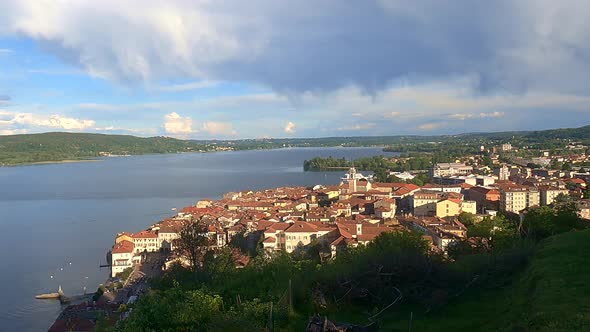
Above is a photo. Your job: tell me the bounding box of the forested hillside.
[0,132,205,165]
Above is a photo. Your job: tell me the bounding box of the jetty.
[35,286,73,304]
[35,286,64,300]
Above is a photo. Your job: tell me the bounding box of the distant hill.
[0,132,205,165]
[457,125,590,141]
[1,125,590,166]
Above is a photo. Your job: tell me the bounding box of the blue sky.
[1,1,590,139]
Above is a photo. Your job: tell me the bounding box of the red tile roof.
[132,230,158,239]
[285,221,318,233]
[112,240,134,254]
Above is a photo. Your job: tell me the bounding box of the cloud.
[163,112,193,134]
[284,121,295,133]
[157,81,219,92]
[418,122,447,131]
[0,95,10,106]
[1,1,590,95]
[0,48,13,54]
[0,128,27,135]
[0,110,95,130]
[336,123,376,131]
[448,111,505,120]
[201,121,236,136]
[93,126,157,136]
[27,68,84,76]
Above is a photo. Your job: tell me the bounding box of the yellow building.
[461,200,477,214]
[412,191,440,216]
[436,199,461,218]
[499,186,540,213]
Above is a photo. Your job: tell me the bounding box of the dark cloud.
[1,1,589,95]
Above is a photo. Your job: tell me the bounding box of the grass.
[315,229,590,332]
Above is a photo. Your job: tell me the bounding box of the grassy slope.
[373,229,590,332]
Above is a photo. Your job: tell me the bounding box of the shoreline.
[1,146,391,168]
[26,159,103,166]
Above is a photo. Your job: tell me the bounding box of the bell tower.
[348,166,357,193]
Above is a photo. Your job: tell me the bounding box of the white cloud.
[336,123,376,131]
[201,121,236,136]
[163,112,193,134]
[0,110,95,130]
[448,111,505,120]
[0,128,27,135]
[284,121,295,133]
[0,48,13,54]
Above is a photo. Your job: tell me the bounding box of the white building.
[111,240,139,278]
[430,163,473,178]
[132,230,160,253]
[538,186,569,206]
[389,171,415,181]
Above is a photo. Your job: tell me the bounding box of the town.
[110,140,590,275]
[49,139,590,331]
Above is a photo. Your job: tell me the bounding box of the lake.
[0,147,393,331]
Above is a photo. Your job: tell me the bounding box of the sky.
[1,0,590,139]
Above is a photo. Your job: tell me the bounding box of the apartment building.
[499,186,540,213]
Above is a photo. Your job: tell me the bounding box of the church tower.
[348,166,357,193]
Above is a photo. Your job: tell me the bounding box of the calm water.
[0,147,392,331]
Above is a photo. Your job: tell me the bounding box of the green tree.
[521,206,555,240]
[176,218,211,273]
[458,212,478,227]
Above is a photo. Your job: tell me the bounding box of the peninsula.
[51,153,590,330]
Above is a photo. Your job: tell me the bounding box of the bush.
[116,267,133,282]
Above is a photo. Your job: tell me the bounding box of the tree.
[521,206,555,240]
[175,218,211,273]
[458,212,478,227]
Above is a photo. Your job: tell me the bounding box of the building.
[501,143,512,151]
[432,175,495,187]
[497,164,510,181]
[389,171,415,181]
[132,230,159,253]
[412,191,441,216]
[330,221,395,257]
[284,221,321,253]
[399,216,466,253]
[435,198,461,218]
[111,240,139,278]
[158,220,184,252]
[430,163,473,178]
[467,186,500,213]
[461,200,477,214]
[579,199,590,219]
[499,186,540,213]
[538,186,569,206]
